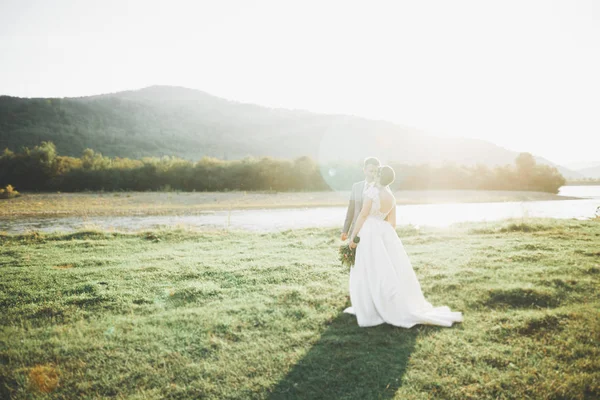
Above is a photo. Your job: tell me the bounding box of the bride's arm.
[386,206,396,228]
[349,199,372,246]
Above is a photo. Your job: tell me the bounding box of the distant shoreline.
[0,190,583,218]
[565,181,600,186]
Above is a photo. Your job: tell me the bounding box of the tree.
[516,152,536,172]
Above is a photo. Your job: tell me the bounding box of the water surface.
[2,186,598,233]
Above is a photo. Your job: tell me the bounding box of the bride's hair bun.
[378,165,395,186]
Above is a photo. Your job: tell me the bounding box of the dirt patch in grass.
[28,364,60,394]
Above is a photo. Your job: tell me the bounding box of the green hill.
[0,85,583,178]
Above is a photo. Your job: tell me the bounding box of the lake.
[1,186,598,234]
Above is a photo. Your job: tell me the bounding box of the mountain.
[566,161,600,170]
[576,165,600,179]
[0,85,583,178]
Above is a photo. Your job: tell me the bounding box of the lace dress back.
[365,186,394,220]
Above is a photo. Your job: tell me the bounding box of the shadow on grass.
[268,312,435,400]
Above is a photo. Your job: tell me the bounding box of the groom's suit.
[342,180,373,236]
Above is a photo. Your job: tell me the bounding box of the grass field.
[1,219,599,399]
[0,190,581,218]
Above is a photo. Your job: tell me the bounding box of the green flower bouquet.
[339,236,361,268]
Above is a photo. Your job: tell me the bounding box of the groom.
[341,157,381,241]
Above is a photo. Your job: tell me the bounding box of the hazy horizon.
[1,0,599,166]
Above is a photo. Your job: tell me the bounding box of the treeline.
[0,142,566,193]
[390,153,566,193]
[565,179,600,186]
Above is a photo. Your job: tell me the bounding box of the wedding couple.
[340,158,463,328]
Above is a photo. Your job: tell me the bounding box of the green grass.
[0,219,599,399]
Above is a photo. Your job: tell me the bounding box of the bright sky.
[1,0,599,166]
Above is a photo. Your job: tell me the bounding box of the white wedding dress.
[344,186,463,328]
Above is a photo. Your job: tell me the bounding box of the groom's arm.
[341,184,356,236]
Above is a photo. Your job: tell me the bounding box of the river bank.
[0,189,582,218]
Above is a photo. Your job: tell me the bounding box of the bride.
[344,165,463,328]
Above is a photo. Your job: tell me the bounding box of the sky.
[1,0,599,167]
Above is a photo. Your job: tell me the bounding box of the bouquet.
[339,236,360,268]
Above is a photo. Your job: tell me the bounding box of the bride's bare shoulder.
[384,188,396,204]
